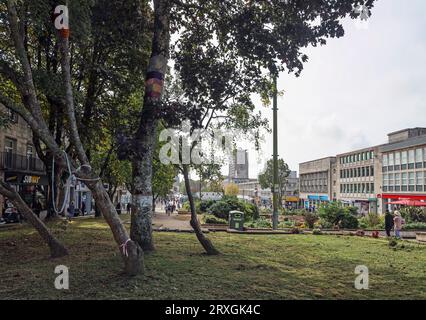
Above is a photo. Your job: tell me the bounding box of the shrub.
[199,200,215,213]
[182,201,191,211]
[371,231,379,238]
[243,202,259,221]
[400,207,426,223]
[287,208,308,216]
[319,202,359,229]
[278,221,294,228]
[208,201,232,220]
[245,218,272,229]
[358,217,368,230]
[403,222,426,230]
[260,207,272,215]
[312,228,322,235]
[291,227,301,234]
[255,218,272,228]
[206,196,260,221]
[317,218,333,229]
[303,212,319,229]
[202,214,227,225]
[340,213,359,229]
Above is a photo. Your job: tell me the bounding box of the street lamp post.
[272,75,279,230]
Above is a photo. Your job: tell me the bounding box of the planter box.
[416,232,426,242]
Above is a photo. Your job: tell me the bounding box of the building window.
[5,138,16,153]
[383,174,389,192]
[416,172,423,192]
[394,152,401,170]
[389,153,394,166]
[401,151,408,170]
[394,173,400,192]
[27,145,34,158]
[408,150,415,169]
[424,148,426,167]
[409,172,415,191]
[383,154,388,166]
[416,148,423,169]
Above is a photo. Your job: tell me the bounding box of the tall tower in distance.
[228,149,249,183]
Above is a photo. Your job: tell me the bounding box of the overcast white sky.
[241,0,426,179]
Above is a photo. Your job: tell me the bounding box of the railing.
[0,152,45,173]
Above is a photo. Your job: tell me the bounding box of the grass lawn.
[0,217,425,300]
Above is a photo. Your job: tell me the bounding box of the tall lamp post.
[272,75,279,230]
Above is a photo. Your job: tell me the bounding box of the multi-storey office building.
[379,129,426,211]
[336,146,383,214]
[299,157,336,210]
[299,128,426,215]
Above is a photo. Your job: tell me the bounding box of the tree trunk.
[182,165,220,255]
[85,179,144,275]
[131,0,170,252]
[0,181,68,258]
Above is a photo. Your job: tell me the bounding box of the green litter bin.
[229,211,245,231]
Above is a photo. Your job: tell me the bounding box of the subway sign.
[22,175,41,184]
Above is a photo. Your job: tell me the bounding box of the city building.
[299,127,426,215]
[299,157,336,210]
[283,171,299,205]
[228,149,249,183]
[336,146,383,214]
[0,106,47,211]
[379,128,426,212]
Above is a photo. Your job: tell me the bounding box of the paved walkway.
[153,212,192,231]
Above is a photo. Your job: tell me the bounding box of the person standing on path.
[385,210,394,237]
[126,203,131,214]
[67,202,75,222]
[393,211,405,239]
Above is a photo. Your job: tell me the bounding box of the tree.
[0,0,143,275]
[258,158,291,205]
[225,183,239,197]
[127,0,377,252]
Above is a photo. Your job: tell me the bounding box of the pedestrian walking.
[33,200,42,218]
[393,211,405,239]
[67,202,75,221]
[385,210,394,237]
[126,203,131,214]
[81,202,86,216]
[116,202,122,215]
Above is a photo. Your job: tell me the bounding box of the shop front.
[284,196,300,209]
[304,195,329,211]
[379,193,426,212]
[3,172,49,208]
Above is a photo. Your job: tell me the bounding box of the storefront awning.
[380,194,426,201]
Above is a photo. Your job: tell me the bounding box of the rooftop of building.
[380,133,426,153]
[299,156,336,166]
[387,127,426,136]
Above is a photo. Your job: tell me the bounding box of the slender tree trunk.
[182,165,220,255]
[0,181,68,258]
[84,179,143,275]
[131,0,170,251]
